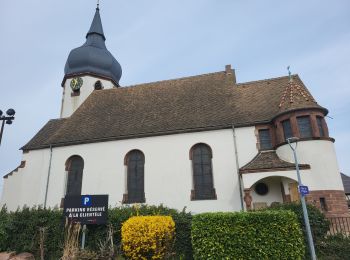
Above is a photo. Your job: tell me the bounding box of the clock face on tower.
[70,77,83,92]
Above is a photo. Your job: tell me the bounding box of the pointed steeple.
[86,7,106,41]
[64,5,122,85]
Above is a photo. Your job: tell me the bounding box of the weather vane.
[287,66,292,82]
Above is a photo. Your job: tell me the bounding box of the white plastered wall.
[251,177,283,207]
[234,126,258,167]
[46,129,241,213]
[2,127,342,213]
[2,128,249,213]
[242,173,300,207]
[242,171,299,189]
[277,140,344,190]
[0,149,51,210]
[60,76,115,118]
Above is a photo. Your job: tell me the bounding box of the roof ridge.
[236,74,299,86]
[123,70,225,89]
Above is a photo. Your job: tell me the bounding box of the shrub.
[86,204,193,259]
[191,210,305,260]
[269,202,331,259]
[316,234,350,260]
[121,216,175,260]
[75,249,99,260]
[62,222,81,260]
[269,202,330,243]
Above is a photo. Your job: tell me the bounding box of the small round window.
[255,182,269,196]
[94,80,103,90]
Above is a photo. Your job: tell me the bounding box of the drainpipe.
[232,125,244,211]
[44,144,53,208]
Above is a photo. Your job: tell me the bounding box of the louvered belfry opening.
[66,155,84,195]
[191,143,217,200]
[125,150,145,203]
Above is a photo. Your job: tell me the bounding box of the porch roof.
[240,150,310,174]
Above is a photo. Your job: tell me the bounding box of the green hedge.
[191,210,305,260]
[269,202,330,259]
[0,207,63,259]
[269,202,330,243]
[0,207,10,251]
[0,205,192,259]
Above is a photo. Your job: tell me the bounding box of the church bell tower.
[60,5,122,118]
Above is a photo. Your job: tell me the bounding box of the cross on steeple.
[97,0,100,9]
[287,66,292,82]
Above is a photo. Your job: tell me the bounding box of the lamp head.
[6,109,15,116]
[0,110,2,117]
[286,137,299,151]
[287,137,299,143]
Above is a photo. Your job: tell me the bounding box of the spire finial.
[86,2,105,40]
[97,0,100,9]
[287,66,293,82]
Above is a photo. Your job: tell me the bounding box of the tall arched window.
[65,155,84,196]
[190,143,217,200]
[123,150,145,203]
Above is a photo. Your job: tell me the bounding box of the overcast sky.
[0,0,349,195]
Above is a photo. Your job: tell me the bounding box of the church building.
[1,7,348,217]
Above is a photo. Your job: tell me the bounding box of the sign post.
[63,194,109,249]
[81,225,87,250]
[287,138,316,260]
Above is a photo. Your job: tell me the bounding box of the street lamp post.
[0,108,16,146]
[287,137,317,260]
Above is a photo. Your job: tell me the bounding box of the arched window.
[65,155,84,196]
[123,150,145,203]
[190,143,216,200]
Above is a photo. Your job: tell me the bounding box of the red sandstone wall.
[306,190,349,217]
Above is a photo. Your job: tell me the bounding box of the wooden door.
[289,183,300,202]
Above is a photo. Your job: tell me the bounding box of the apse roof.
[22,69,327,150]
[278,78,318,115]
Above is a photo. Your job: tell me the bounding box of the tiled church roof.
[240,151,310,174]
[22,69,326,150]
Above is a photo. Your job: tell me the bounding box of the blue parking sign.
[82,195,92,206]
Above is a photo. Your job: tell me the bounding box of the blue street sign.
[299,185,309,196]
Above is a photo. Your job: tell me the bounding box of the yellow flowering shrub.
[121,216,175,260]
